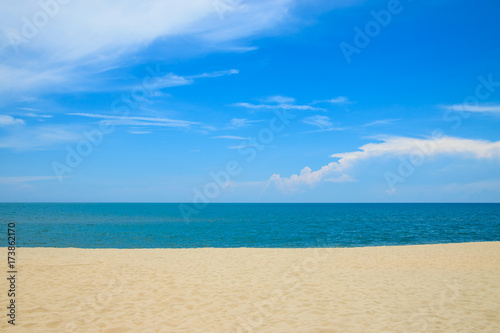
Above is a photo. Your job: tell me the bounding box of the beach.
[2,242,500,332]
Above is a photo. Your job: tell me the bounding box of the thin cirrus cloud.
[299,115,344,134]
[268,136,500,191]
[0,125,85,150]
[228,118,264,128]
[443,104,500,113]
[262,96,296,104]
[112,69,239,93]
[234,102,325,111]
[67,113,202,128]
[311,96,352,104]
[303,115,334,129]
[362,119,401,127]
[0,0,294,94]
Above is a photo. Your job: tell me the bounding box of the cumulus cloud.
[268,136,500,191]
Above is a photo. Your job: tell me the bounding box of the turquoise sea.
[2,203,500,248]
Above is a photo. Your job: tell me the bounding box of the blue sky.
[0,0,499,202]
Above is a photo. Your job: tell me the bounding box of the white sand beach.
[1,242,500,332]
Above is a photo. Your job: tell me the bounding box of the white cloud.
[0,176,63,184]
[312,96,352,104]
[0,0,293,94]
[303,115,333,129]
[228,118,263,128]
[324,174,356,183]
[443,104,500,113]
[67,113,200,128]
[0,125,84,150]
[128,130,151,134]
[16,107,40,111]
[363,118,400,127]
[234,102,324,111]
[0,115,25,126]
[263,95,295,104]
[268,136,500,191]
[190,69,239,79]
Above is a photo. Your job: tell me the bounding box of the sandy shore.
[1,242,500,332]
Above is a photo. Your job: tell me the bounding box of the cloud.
[190,69,239,79]
[324,174,356,183]
[0,125,84,150]
[312,96,352,104]
[212,135,249,140]
[16,107,40,112]
[0,0,293,94]
[67,113,200,128]
[263,95,296,104]
[0,176,64,184]
[0,115,25,126]
[228,118,263,128]
[443,104,500,114]
[113,68,238,93]
[303,115,333,129]
[268,136,500,191]
[363,118,400,127]
[128,130,151,134]
[234,102,325,111]
[17,112,53,119]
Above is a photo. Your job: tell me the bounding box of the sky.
[0,0,499,203]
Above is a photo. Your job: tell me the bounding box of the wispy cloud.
[0,125,84,150]
[128,130,152,135]
[262,96,295,104]
[443,104,500,113]
[228,118,264,128]
[312,96,352,104]
[67,113,200,128]
[20,113,53,119]
[298,115,344,134]
[0,0,294,96]
[190,69,239,79]
[234,102,325,111]
[303,115,334,129]
[16,107,41,112]
[363,118,400,127]
[268,136,500,191]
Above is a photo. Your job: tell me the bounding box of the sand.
[1,242,500,332]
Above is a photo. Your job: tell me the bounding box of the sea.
[2,203,500,248]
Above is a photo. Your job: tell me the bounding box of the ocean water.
[1,203,500,248]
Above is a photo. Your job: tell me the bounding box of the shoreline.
[10,239,500,249]
[2,241,499,332]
